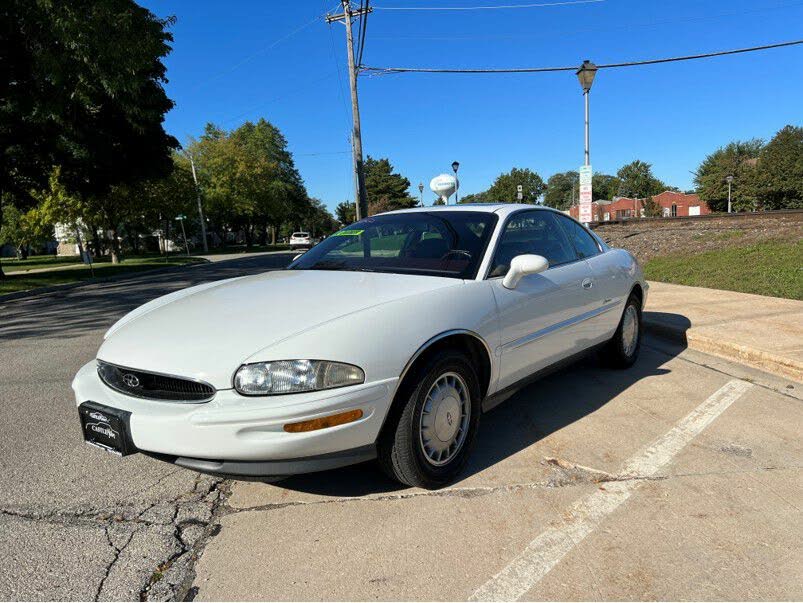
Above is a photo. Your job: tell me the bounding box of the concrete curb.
[0,261,207,304]
[644,317,803,384]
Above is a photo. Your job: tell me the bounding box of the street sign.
[579,165,593,223]
[516,184,523,201]
[579,165,592,186]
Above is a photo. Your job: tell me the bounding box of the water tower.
[429,174,459,205]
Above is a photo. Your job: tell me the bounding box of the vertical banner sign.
[579,165,593,223]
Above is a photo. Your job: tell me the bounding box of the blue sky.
[139,0,803,211]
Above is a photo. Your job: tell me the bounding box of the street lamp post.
[451,161,460,204]
[418,182,424,206]
[576,60,597,166]
[726,175,734,213]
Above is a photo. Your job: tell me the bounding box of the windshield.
[292,232,309,237]
[289,211,498,279]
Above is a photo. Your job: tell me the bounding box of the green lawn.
[644,239,803,300]
[0,256,206,295]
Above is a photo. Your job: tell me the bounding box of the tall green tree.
[335,201,356,225]
[189,119,309,248]
[592,173,620,201]
[694,140,763,212]
[458,191,491,205]
[1,0,178,272]
[753,125,803,209]
[364,157,415,213]
[544,171,578,210]
[616,160,667,199]
[486,168,546,204]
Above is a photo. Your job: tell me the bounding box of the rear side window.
[489,211,577,277]
[556,215,600,259]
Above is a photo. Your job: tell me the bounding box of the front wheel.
[602,293,642,368]
[378,350,481,489]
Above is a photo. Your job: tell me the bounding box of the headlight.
[233,360,365,396]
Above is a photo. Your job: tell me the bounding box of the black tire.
[601,293,643,369]
[378,350,481,489]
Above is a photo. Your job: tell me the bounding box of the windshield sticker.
[333,229,364,237]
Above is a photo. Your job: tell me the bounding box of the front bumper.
[71,360,396,467]
[144,444,377,478]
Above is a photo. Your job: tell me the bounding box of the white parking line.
[470,379,753,602]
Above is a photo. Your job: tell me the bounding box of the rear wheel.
[378,350,481,489]
[602,293,642,368]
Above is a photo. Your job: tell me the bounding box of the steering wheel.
[439,249,473,261]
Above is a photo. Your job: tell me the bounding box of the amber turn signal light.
[283,409,364,433]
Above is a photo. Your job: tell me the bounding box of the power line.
[361,39,803,74]
[295,150,351,156]
[325,2,353,134]
[191,12,324,92]
[357,0,371,67]
[372,0,602,10]
[368,0,803,42]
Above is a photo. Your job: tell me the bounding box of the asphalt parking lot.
[1,253,800,601]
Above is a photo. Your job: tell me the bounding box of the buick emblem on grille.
[122,373,140,388]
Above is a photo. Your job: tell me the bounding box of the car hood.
[97,269,459,388]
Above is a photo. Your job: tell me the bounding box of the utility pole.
[327,2,371,221]
[726,175,734,213]
[185,152,209,253]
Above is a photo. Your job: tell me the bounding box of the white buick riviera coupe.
[73,204,647,489]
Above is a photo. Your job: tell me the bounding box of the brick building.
[569,190,711,222]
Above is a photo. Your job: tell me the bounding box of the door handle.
[582,278,593,290]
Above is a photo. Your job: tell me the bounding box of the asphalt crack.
[1,474,230,602]
[222,461,798,515]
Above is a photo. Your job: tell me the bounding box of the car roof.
[383,203,567,219]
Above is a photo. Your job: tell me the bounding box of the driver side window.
[489,211,577,277]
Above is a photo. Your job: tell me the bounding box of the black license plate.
[78,402,136,456]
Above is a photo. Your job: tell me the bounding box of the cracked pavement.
[0,254,289,601]
[1,252,801,600]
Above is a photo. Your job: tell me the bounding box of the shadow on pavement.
[273,327,688,496]
[0,253,295,341]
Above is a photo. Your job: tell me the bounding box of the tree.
[0,201,52,259]
[458,191,491,204]
[616,160,667,199]
[694,140,763,212]
[1,0,178,273]
[189,119,310,248]
[753,125,803,209]
[642,196,663,217]
[486,168,546,204]
[544,171,578,210]
[364,157,416,213]
[592,173,620,201]
[335,201,356,226]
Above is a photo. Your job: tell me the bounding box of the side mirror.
[502,254,549,289]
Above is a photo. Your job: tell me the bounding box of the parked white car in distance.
[289,232,312,250]
[73,204,648,489]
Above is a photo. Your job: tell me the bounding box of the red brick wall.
[569,191,711,220]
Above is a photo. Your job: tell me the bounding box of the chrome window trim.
[96,359,217,404]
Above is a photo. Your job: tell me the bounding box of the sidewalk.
[644,281,803,383]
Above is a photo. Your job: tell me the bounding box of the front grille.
[97,361,215,403]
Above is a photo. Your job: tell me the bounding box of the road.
[1,254,800,601]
